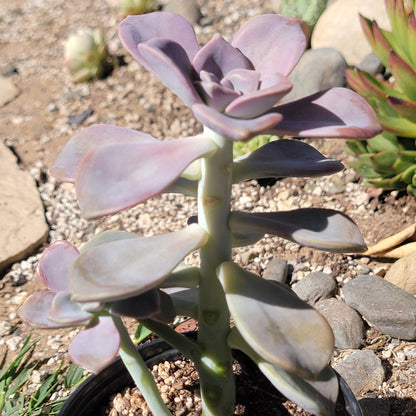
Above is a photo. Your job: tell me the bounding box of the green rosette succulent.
[346,0,416,195]
[64,28,110,83]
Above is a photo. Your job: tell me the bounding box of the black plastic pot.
[58,335,362,416]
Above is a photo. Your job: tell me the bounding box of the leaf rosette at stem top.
[118,12,380,141]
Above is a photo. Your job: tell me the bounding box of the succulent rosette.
[118,12,379,141]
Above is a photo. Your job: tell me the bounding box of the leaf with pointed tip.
[268,88,382,139]
[218,262,334,379]
[385,0,409,55]
[359,16,391,67]
[388,96,416,123]
[68,316,120,373]
[229,329,338,416]
[51,125,157,182]
[231,14,306,77]
[49,292,92,324]
[36,241,79,292]
[71,224,208,302]
[76,135,217,219]
[233,139,343,182]
[230,209,366,253]
[17,291,75,329]
[389,52,416,102]
[192,103,283,141]
[110,289,160,318]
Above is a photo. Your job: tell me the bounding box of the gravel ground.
[2,0,416,414]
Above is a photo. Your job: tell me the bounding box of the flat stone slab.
[0,141,49,271]
[0,76,20,107]
[344,275,416,340]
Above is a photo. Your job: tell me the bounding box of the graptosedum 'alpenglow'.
[19,12,381,416]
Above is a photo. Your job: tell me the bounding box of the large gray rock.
[385,252,416,296]
[292,272,337,305]
[315,298,364,349]
[344,275,416,340]
[334,350,384,396]
[282,48,347,103]
[0,141,49,271]
[311,0,391,66]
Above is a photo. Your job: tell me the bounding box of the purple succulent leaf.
[70,224,208,302]
[193,34,252,78]
[192,103,283,141]
[36,241,79,292]
[80,230,137,253]
[118,12,200,62]
[233,139,344,182]
[49,292,92,325]
[110,289,161,318]
[259,362,338,416]
[231,14,306,77]
[223,69,260,94]
[166,288,199,318]
[76,135,218,219]
[160,264,200,288]
[51,125,156,182]
[231,230,263,247]
[17,291,73,329]
[268,88,382,138]
[195,78,240,112]
[68,316,120,373]
[218,262,334,379]
[149,290,176,323]
[230,209,366,253]
[229,329,338,416]
[137,38,203,107]
[225,74,292,118]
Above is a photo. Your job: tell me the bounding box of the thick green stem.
[112,316,172,416]
[197,128,235,416]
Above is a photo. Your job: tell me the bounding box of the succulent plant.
[64,28,110,83]
[346,0,416,195]
[19,12,380,416]
[116,0,157,16]
[274,0,328,38]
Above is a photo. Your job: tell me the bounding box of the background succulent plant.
[116,0,157,16]
[64,28,111,83]
[346,0,416,195]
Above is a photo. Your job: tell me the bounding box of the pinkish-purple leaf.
[230,209,366,253]
[192,104,283,141]
[218,262,334,379]
[233,139,343,182]
[68,316,120,373]
[18,291,71,329]
[118,12,199,63]
[195,77,240,112]
[225,74,292,118]
[232,14,306,77]
[70,224,208,302]
[149,290,176,323]
[49,292,92,325]
[193,34,252,78]
[51,125,156,182]
[137,38,203,107]
[36,241,79,292]
[76,135,217,219]
[269,88,382,139]
[110,289,161,318]
[223,69,260,94]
